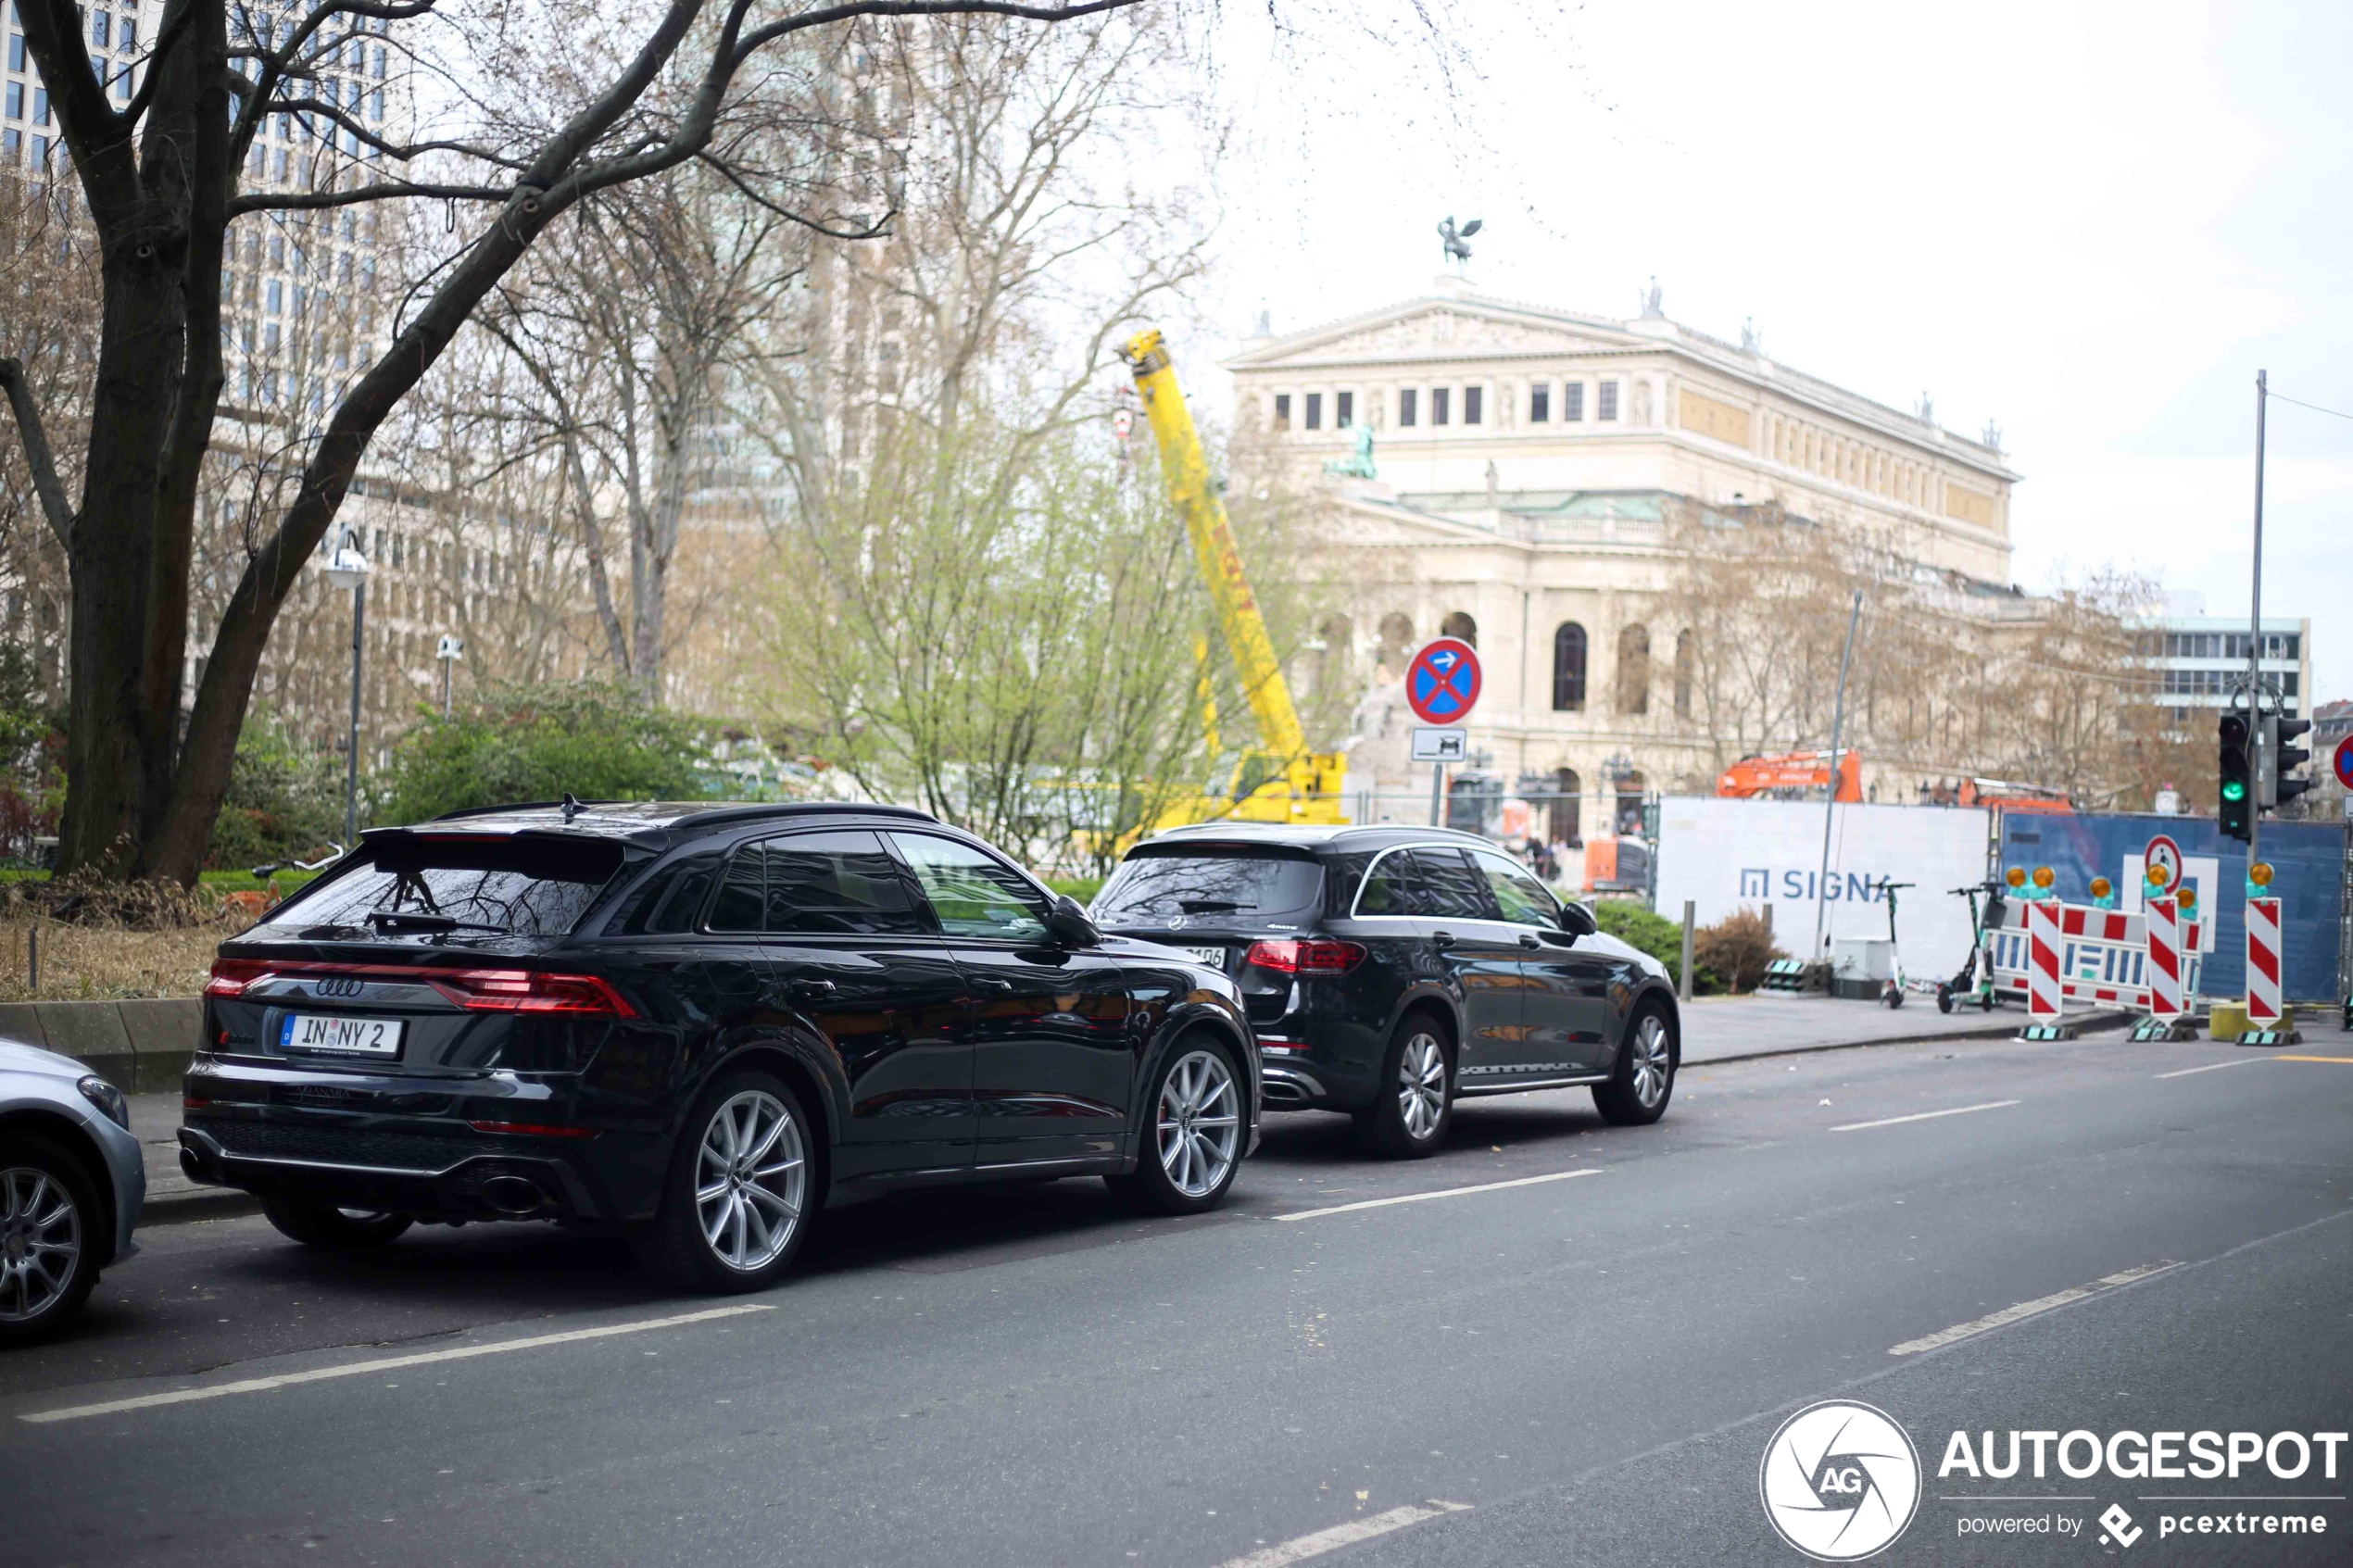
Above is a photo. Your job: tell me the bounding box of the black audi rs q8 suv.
[1089,823,1680,1157]
[179,802,1259,1291]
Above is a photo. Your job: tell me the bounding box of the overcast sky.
[1192,0,2351,705]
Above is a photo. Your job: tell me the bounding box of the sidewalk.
[1675,992,2114,1066]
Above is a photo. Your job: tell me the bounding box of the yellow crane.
[1122,327,1348,825]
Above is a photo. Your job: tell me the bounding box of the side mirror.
[1558,900,1598,938]
[1048,894,1101,949]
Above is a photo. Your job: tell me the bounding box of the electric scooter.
[1878,882,1917,1007]
[1935,880,2007,1013]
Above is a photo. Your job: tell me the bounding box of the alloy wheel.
[694,1089,807,1273]
[0,1165,82,1324]
[1398,1032,1447,1140]
[1156,1049,1241,1198]
[1629,1014,1671,1109]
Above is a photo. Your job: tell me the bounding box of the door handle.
[971,975,1015,994]
[1518,934,1542,949]
[1430,931,1457,950]
[786,979,837,1002]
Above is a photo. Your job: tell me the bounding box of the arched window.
[1316,615,1354,702]
[1440,609,1478,646]
[1549,767,1581,847]
[1617,623,1650,715]
[1378,612,1415,677]
[1673,628,1694,719]
[1552,622,1588,711]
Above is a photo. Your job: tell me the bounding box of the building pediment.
[1229,295,1642,370]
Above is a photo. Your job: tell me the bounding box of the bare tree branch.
[0,357,76,551]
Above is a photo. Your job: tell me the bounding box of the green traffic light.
[2221,781,2246,801]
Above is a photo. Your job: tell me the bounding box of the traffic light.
[2267,713,2314,811]
[2218,711,2253,841]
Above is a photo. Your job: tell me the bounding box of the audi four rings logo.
[315,976,365,998]
[1759,1400,1922,1561]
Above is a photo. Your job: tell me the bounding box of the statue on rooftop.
[1324,419,1378,480]
[1438,216,1482,271]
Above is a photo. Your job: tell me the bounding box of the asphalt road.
[5,1028,2350,1567]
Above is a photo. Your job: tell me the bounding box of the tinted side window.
[710,844,766,932]
[889,833,1051,943]
[763,831,924,936]
[1472,848,1559,925]
[1353,850,1417,916]
[620,849,724,935]
[1410,848,1496,921]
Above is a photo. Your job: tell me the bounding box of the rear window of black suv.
[1093,847,1325,926]
[257,834,628,941]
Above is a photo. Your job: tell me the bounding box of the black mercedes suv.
[179,802,1258,1292]
[1089,823,1680,1157]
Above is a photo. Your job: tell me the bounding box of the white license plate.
[279,1012,407,1058]
[1178,946,1228,970]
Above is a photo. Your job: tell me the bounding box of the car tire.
[1593,1001,1677,1126]
[1355,1012,1453,1159]
[1107,1035,1247,1214]
[0,1136,105,1343]
[262,1200,415,1250]
[635,1070,813,1294]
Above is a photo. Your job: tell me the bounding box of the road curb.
[144,1186,262,1225]
[1686,1009,2135,1069]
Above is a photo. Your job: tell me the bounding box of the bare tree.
[0,0,1139,886]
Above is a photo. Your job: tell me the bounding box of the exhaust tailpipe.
[479,1174,549,1216]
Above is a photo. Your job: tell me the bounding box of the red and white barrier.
[2025,899,2064,1017]
[2145,896,2183,1018]
[2245,897,2283,1023]
[1989,899,2201,1011]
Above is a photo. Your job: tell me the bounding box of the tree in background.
[0,0,1141,887]
[374,682,718,825]
[203,710,342,871]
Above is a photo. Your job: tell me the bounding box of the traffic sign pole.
[1404,639,1482,832]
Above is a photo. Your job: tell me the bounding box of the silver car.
[1,1037,144,1341]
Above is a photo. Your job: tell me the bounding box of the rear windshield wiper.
[366,910,510,935]
[1177,899,1246,913]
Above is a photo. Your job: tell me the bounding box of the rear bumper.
[178,1118,649,1224]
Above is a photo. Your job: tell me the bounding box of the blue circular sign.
[1405,637,1482,724]
[2334,734,2353,791]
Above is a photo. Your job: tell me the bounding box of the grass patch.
[0,916,235,1002]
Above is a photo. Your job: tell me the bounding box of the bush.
[1694,909,1786,994]
[1592,898,1731,994]
[206,710,343,871]
[375,682,718,825]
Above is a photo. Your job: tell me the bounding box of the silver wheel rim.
[1629,1014,1671,1108]
[1398,1032,1447,1140]
[1156,1050,1240,1198]
[1,1165,82,1324]
[695,1090,807,1273]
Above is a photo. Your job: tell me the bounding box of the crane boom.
[1123,328,1308,759]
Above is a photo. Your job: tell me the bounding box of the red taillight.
[427,969,636,1018]
[182,1096,211,1110]
[1245,939,1366,975]
[205,959,272,998]
[204,960,633,1018]
[467,1120,598,1138]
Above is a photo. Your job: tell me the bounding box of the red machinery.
[1716,749,1863,802]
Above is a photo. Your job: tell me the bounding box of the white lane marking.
[1215,1501,1471,1567]
[20,1303,774,1425]
[2156,1059,2260,1079]
[1275,1169,1601,1222]
[1831,1099,2020,1133]
[1888,1261,2178,1356]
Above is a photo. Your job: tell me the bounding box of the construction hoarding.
[1653,798,1992,980]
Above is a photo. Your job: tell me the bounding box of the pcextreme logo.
[1760,1400,1923,1562]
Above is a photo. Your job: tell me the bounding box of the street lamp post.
[435,633,465,718]
[323,532,371,848]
